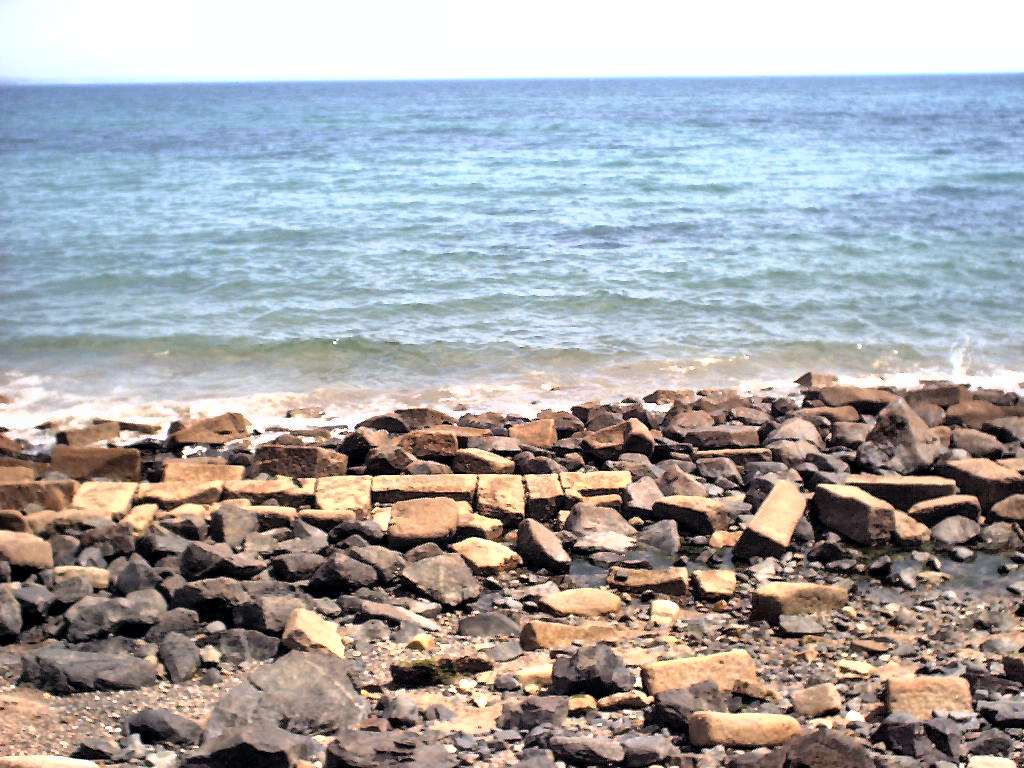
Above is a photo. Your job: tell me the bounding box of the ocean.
[1,75,1023,428]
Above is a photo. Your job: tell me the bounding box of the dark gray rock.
[159,632,201,683]
[498,695,569,730]
[21,646,158,693]
[126,708,202,745]
[517,519,570,573]
[548,735,624,767]
[401,553,480,607]
[551,643,633,696]
[308,552,379,595]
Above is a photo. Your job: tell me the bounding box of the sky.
[1,0,1023,84]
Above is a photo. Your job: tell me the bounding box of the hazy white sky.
[1,0,1022,83]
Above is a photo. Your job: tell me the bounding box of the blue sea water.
[1,75,1023,422]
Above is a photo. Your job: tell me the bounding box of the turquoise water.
[1,75,1023,421]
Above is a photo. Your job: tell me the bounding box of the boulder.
[520,620,623,650]
[516,519,571,573]
[858,398,942,473]
[845,473,957,509]
[253,445,347,477]
[401,553,481,607]
[50,446,141,481]
[476,474,525,524]
[937,458,1024,511]
[452,448,514,474]
[651,496,732,534]
[126,708,202,746]
[792,682,843,717]
[168,413,249,447]
[813,386,898,413]
[990,494,1024,522]
[691,569,736,599]
[813,484,895,546]
[387,497,461,547]
[21,647,157,693]
[551,644,633,696]
[907,494,981,525]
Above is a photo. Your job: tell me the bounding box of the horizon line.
[3,69,1023,87]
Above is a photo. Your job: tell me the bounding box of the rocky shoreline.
[1,373,1024,768]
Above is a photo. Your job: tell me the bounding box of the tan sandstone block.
[135,481,223,509]
[371,474,477,504]
[641,649,759,695]
[688,711,801,748]
[71,481,138,516]
[539,587,622,618]
[520,620,624,650]
[476,474,525,524]
[886,675,972,719]
[162,459,245,483]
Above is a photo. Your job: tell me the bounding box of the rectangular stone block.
[71,481,138,516]
[50,446,140,481]
[314,475,372,517]
[607,566,688,596]
[371,474,477,504]
[519,620,624,650]
[476,474,525,525]
[846,474,958,510]
[813,483,895,546]
[135,481,224,509]
[0,466,35,483]
[0,480,77,511]
[223,478,316,506]
[559,471,631,500]
[733,480,806,560]
[937,458,1024,511]
[525,474,566,521]
[641,649,760,695]
[253,444,347,478]
[638,651,761,696]
[886,675,972,719]
[162,459,246,483]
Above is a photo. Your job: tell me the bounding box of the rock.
[651,496,732,534]
[509,419,558,448]
[451,537,522,573]
[516,519,571,573]
[846,473,958,509]
[813,385,898,413]
[559,471,631,500]
[777,614,825,635]
[650,680,728,729]
[136,481,223,509]
[930,515,981,547]
[937,458,1024,511]
[886,675,972,719]
[387,497,461,548]
[162,460,245,483]
[750,581,848,623]
[70,480,137,515]
[308,552,379,595]
[547,735,624,767]
[191,725,311,768]
[792,682,843,716]
[907,494,981,525]
[687,711,801,747]
[607,566,688,595]
[858,398,942,473]
[733,479,806,560]
[540,588,622,617]
[0,585,23,639]
[180,541,265,581]
[457,611,520,637]
[401,553,481,607]
[21,647,157,692]
[370,474,476,504]
[953,427,1005,458]
[893,510,931,546]
[641,649,760,695]
[680,425,760,450]
[126,708,202,745]
[524,474,566,521]
[520,620,623,650]
[0,530,53,571]
[51,446,141,481]
[159,632,201,683]
[282,607,346,658]
[551,644,634,696]
[620,734,675,768]
[691,569,736,599]
[782,730,873,768]
[390,654,492,687]
[476,474,525,524]
[204,651,367,737]
[324,730,455,768]
[990,493,1024,522]
[168,413,249,448]
[966,757,1016,768]
[498,695,569,730]
[813,483,895,546]
[452,448,514,474]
